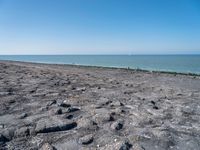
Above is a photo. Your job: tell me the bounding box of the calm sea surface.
[0,55,200,74]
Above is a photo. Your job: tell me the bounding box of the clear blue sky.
[0,0,200,54]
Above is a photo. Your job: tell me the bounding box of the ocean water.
[0,55,200,74]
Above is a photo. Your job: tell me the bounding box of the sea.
[0,55,200,74]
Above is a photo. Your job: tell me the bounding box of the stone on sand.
[79,134,93,145]
[111,120,124,131]
[35,117,77,133]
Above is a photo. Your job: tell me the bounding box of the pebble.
[9,99,16,104]
[60,103,71,108]
[77,118,98,130]
[67,107,80,113]
[66,114,73,119]
[153,106,159,110]
[47,100,57,106]
[93,113,114,124]
[19,113,28,119]
[150,100,156,105]
[182,106,194,115]
[55,108,63,115]
[59,101,71,108]
[79,134,93,145]
[110,101,124,107]
[111,120,124,130]
[119,141,132,150]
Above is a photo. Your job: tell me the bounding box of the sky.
[0,0,200,55]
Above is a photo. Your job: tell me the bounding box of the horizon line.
[0,54,200,55]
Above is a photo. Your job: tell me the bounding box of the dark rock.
[0,134,9,144]
[66,115,73,119]
[35,118,77,133]
[55,108,63,115]
[67,107,80,113]
[153,106,159,110]
[150,100,158,109]
[119,141,132,150]
[29,90,36,94]
[60,103,71,108]
[124,91,133,95]
[7,88,14,95]
[151,100,156,105]
[111,120,124,130]
[9,99,16,104]
[19,113,28,119]
[79,134,93,145]
[59,102,71,108]
[71,86,76,90]
[47,100,57,106]
[109,115,115,121]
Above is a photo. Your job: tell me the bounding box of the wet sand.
[0,61,200,150]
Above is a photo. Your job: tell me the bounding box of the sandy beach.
[0,61,200,150]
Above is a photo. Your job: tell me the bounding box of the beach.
[0,60,200,150]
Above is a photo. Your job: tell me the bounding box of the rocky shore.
[0,61,200,150]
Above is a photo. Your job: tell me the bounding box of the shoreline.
[1,60,200,77]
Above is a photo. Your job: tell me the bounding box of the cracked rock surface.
[0,61,200,150]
